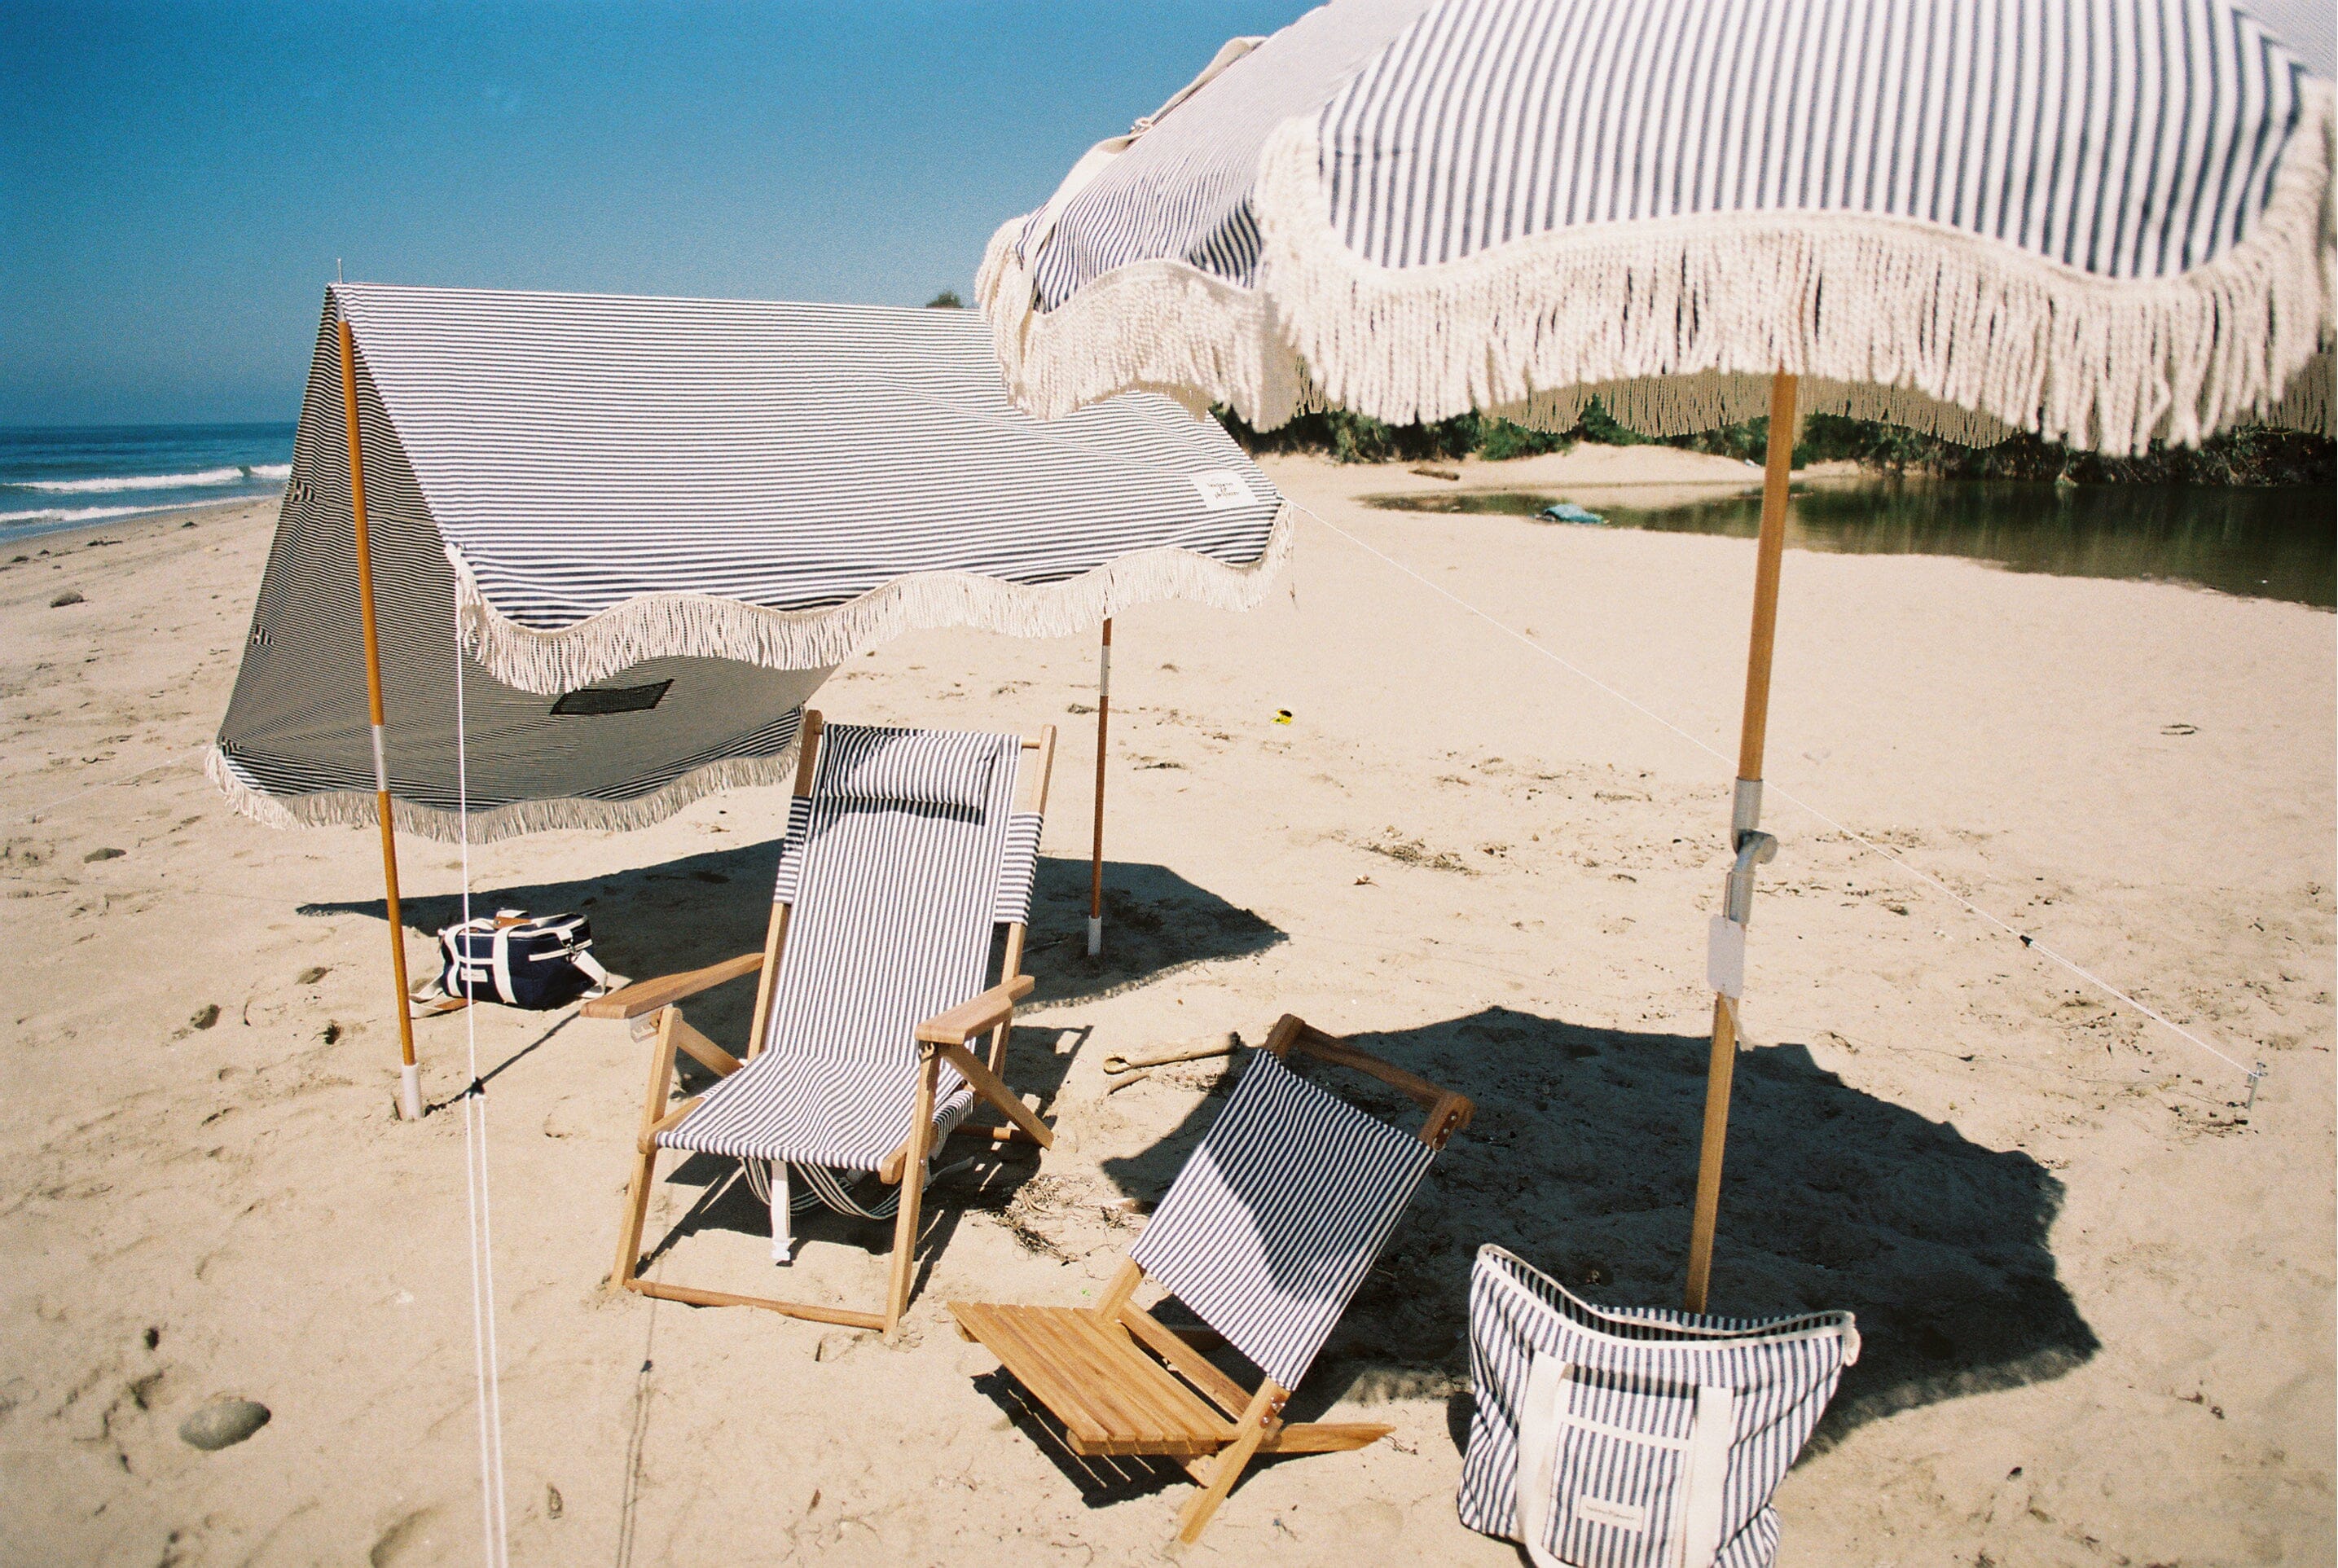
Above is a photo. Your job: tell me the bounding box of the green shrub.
[1213,399,2331,485]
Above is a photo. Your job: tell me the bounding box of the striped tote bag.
[1458,1246,1858,1568]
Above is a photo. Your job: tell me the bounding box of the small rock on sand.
[179,1397,270,1451]
[189,1004,219,1030]
[84,847,125,862]
[50,591,83,608]
[296,965,328,985]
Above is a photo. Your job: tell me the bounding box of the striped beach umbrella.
[976,0,2334,1309]
[212,283,1290,1116]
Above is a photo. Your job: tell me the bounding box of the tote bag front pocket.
[1518,1354,1734,1568]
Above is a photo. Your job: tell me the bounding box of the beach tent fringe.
[982,84,2335,455]
[205,741,799,845]
[450,505,1298,696]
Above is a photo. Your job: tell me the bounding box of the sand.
[2,452,2330,1566]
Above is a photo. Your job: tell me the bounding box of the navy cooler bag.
[1458,1245,1857,1568]
[437,910,613,1010]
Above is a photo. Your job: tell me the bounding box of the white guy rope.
[452,622,512,1566]
[11,746,209,823]
[1295,503,2262,1081]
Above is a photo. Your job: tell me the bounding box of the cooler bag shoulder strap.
[488,924,519,1005]
[521,916,613,998]
[565,942,613,996]
[439,916,499,1001]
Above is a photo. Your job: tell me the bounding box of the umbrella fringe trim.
[204,740,803,845]
[982,83,2333,455]
[1250,84,2335,457]
[979,218,1318,430]
[982,223,2033,443]
[444,507,1296,696]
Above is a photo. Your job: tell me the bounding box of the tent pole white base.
[398,1063,423,1122]
[1087,916,1103,956]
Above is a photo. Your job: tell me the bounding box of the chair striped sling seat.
[950,1014,1474,1543]
[593,714,1057,1334]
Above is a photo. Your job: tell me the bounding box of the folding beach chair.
[950,1014,1472,1542]
[589,713,1057,1334]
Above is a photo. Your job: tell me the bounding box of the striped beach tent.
[209,283,1289,842]
[975,0,2334,1333]
[209,281,1288,1120]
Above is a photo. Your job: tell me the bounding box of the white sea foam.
[0,504,154,528]
[17,466,252,494]
[251,463,291,481]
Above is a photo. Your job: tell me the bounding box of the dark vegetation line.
[1217,402,2336,485]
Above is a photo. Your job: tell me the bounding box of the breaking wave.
[15,463,288,494]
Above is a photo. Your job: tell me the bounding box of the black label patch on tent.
[552,680,672,717]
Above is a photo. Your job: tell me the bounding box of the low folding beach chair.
[588,713,1057,1333]
[950,1014,1472,1542]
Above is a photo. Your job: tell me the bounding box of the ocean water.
[0,423,297,546]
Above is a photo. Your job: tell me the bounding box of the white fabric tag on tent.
[1707,916,1746,999]
[1189,470,1251,510]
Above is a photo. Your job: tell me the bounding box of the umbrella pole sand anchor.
[1685,371,1797,1313]
[1088,617,1110,955]
[340,317,424,1122]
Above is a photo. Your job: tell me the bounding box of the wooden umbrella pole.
[340,317,423,1122]
[1683,371,1797,1312]
[1088,618,1111,955]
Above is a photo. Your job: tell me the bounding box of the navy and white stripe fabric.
[1328,0,2308,281]
[208,301,824,842]
[982,0,2334,452]
[210,285,1286,841]
[770,786,1042,923]
[328,283,1284,690]
[1459,1246,1858,1568]
[1127,1050,1439,1392]
[661,725,1029,1178]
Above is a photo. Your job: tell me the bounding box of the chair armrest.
[581,951,763,1020]
[914,975,1037,1045]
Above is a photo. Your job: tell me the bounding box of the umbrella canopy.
[974,0,2331,1314]
[209,283,1290,842]
[982,0,2332,452]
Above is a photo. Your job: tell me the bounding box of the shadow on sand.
[638,1017,1087,1309]
[302,843,1285,1044]
[301,840,1288,1314]
[1083,1007,2096,1463]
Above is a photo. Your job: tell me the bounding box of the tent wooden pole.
[341,316,423,1122]
[1684,371,1797,1312]
[1088,617,1111,955]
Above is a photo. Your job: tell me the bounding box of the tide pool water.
[0,423,296,545]
[1369,479,2338,608]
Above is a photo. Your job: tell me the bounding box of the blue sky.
[0,2,1312,427]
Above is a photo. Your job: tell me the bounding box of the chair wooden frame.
[588,710,1058,1335]
[948,1013,1472,1542]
